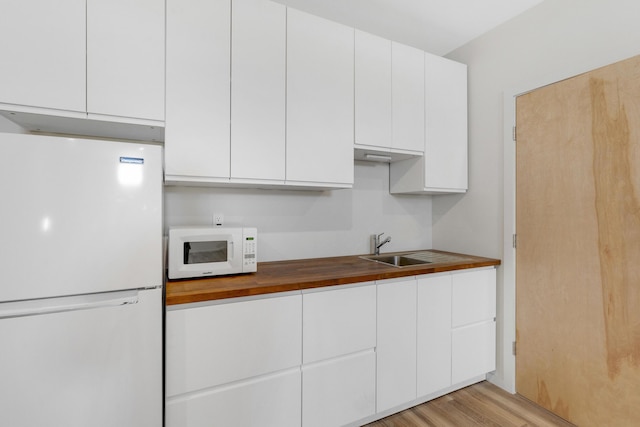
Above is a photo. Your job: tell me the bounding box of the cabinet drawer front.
[303,284,376,363]
[166,294,302,397]
[451,320,496,384]
[302,351,376,427]
[166,368,301,427]
[452,268,497,327]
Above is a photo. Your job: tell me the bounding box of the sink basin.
[362,254,432,268]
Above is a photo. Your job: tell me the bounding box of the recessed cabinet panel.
[165,294,301,397]
[302,351,376,427]
[165,0,230,180]
[166,369,301,427]
[417,273,452,397]
[377,277,417,412]
[425,53,468,191]
[0,0,86,113]
[87,0,165,121]
[452,320,496,384]
[286,9,354,186]
[392,42,425,153]
[452,268,497,328]
[231,0,286,182]
[302,284,376,364]
[354,30,392,149]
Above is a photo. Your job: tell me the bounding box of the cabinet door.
[166,368,301,427]
[452,268,496,328]
[87,0,164,121]
[165,0,230,180]
[377,277,417,412]
[286,9,354,187]
[0,0,86,113]
[425,53,468,191]
[354,30,392,150]
[417,273,452,397]
[165,294,301,397]
[392,42,425,152]
[302,283,376,364]
[452,320,496,384]
[302,351,376,427]
[451,268,497,385]
[231,0,286,182]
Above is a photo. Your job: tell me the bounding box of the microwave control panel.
[242,228,258,272]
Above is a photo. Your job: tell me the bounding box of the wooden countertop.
[165,249,501,305]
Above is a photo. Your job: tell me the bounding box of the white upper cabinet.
[354,32,426,161]
[286,8,354,187]
[231,0,286,183]
[391,42,425,153]
[390,53,468,194]
[354,31,392,150]
[165,0,231,181]
[0,0,164,129]
[87,0,165,122]
[0,0,86,114]
[424,53,468,192]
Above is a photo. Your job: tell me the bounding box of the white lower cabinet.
[165,293,302,427]
[452,320,496,384]
[301,283,377,426]
[451,268,497,384]
[302,283,376,364]
[377,277,417,412]
[416,273,452,397]
[302,351,376,427]
[165,268,496,426]
[166,368,301,427]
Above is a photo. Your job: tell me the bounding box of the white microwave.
[168,227,257,279]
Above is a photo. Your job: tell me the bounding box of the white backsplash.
[165,161,432,262]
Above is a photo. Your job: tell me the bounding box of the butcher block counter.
[165,249,501,305]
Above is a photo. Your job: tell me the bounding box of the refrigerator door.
[0,288,162,427]
[0,134,162,301]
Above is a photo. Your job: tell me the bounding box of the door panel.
[516,54,640,426]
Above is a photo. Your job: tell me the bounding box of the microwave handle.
[228,240,234,260]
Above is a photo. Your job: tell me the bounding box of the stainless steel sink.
[361,254,432,268]
[361,250,473,268]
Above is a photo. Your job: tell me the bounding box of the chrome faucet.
[373,232,391,255]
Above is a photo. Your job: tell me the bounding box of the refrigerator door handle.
[0,290,139,319]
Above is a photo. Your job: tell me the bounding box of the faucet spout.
[373,232,392,255]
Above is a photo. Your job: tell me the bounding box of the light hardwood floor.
[365,381,576,427]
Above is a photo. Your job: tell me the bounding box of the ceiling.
[272,0,543,56]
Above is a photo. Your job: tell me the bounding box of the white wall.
[165,161,432,262]
[436,0,640,392]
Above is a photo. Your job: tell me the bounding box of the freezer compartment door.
[0,288,162,427]
[0,133,162,301]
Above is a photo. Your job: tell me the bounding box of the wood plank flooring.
[365,381,576,427]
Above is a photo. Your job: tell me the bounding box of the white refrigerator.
[0,133,163,426]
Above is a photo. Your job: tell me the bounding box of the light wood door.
[516,54,640,426]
